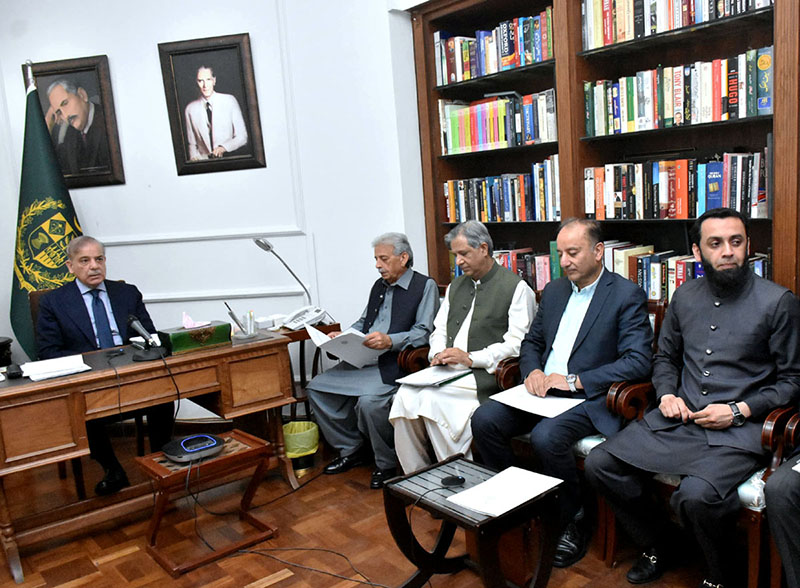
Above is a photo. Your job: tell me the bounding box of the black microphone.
[127,314,158,347]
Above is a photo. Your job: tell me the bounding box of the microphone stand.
[253,238,312,306]
[132,340,165,362]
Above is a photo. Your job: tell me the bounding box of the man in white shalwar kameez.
[390,221,537,473]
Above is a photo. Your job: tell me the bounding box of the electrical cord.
[237,547,391,588]
[407,485,452,531]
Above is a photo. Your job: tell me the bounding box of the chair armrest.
[761,405,799,480]
[611,381,655,421]
[495,357,521,390]
[398,346,430,374]
[787,413,800,453]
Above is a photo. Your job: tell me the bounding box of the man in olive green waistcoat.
[389,220,537,473]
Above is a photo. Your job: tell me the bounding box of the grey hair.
[371,232,413,267]
[444,220,494,256]
[67,236,104,259]
[46,78,79,97]
[558,217,603,247]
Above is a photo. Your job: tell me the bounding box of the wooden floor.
[0,441,715,588]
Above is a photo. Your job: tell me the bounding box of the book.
[757,45,773,115]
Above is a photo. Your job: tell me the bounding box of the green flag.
[10,82,82,359]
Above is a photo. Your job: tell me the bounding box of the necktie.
[206,102,214,151]
[90,289,115,349]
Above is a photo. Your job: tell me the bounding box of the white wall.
[0,0,424,363]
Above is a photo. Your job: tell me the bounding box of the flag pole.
[23,60,35,93]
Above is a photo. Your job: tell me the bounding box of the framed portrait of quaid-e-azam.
[158,33,266,175]
[25,55,125,188]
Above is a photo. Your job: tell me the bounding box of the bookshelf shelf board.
[440,141,558,160]
[435,60,555,96]
[443,220,561,227]
[598,217,772,224]
[578,7,774,60]
[580,115,773,143]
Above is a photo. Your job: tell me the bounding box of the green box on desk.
[157,321,232,355]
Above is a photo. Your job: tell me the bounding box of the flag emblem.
[13,197,80,293]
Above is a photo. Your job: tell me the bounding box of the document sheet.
[446,466,562,517]
[305,324,383,368]
[490,384,585,418]
[21,355,91,381]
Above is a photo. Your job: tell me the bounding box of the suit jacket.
[36,280,155,360]
[184,92,248,160]
[52,104,110,174]
[519,269,653,435]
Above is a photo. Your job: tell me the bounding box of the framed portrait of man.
[158,33,266,175]
[25,55,125,188]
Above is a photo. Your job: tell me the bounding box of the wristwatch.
[728,401,746,427]
[566,374,578,394]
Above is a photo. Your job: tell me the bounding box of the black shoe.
[699,580,725,588]
[95,468,129,496]
[553,522,588,568]
[324,453,366,475]
[627,548,667,584]
[370,468,397,489]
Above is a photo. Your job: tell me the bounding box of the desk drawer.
[0,391,87,474]
[223,350,291,416]
[84,367,219,417]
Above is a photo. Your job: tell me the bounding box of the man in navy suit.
[472,218,653,568]
[37,236,173,495]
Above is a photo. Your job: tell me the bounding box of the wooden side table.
[134,430,277,577]
[383,455,560,588]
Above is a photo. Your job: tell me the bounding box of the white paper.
[304,324,383,369]
[396,365,471,387]
[489,384,585,418]
[21,354,91,382]
[446,466,562,517]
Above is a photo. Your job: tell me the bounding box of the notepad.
[396,365,471,387]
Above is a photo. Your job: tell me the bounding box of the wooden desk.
[0,333,292,583]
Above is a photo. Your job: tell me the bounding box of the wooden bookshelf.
[408,0,800,293]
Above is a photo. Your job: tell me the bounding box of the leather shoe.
[627,548,666,584]
[324,453,366,475]
[370,468,397,489]
[553,522,588,568]
[95,468,129,496]
[699,580,725,588]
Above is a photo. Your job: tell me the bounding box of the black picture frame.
[25,55,125,188]
[157,33,266,175]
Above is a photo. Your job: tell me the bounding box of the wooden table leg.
[383,489,466,587]
[0,478,23,584]
[146,488,171,547]
[268,408,299,490]
[527,493,560,588]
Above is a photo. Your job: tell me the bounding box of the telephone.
[281,305,327,331]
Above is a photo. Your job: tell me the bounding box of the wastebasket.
[283,421,319,476]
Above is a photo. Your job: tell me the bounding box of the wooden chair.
[766,408,800,588]
[607,373,797,588]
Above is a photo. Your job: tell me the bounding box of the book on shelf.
[582,147,769,219]
[443,156,561,223]
[433,6,555,87]
[438,89,557,155]
[583,45,773,137]
[582,0,773,51]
